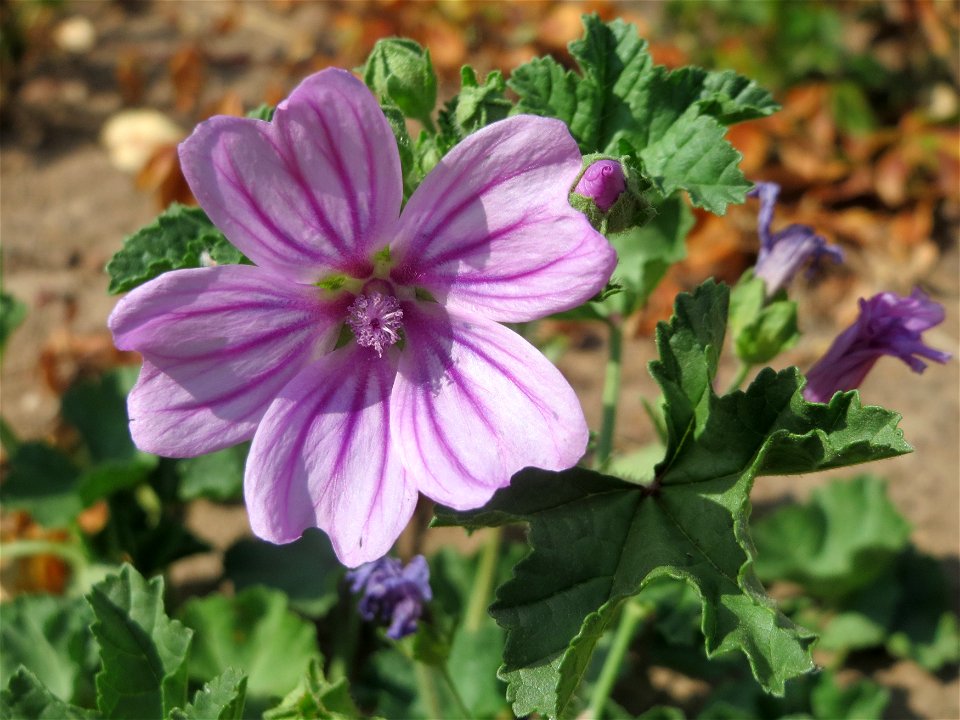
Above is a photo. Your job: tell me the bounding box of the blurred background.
[1,1,957,717]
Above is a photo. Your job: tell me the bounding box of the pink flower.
[108,69,616,566]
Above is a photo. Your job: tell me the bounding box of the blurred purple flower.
[109,68,616,566]
[748,182,843,296]
[803,288,951,403]
[574,159,626,212]
[348,555,432,639]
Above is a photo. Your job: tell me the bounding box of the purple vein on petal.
[214,155,333,267]
[269,124,352,259]
[306,100,362,246]
[408,164,540,258]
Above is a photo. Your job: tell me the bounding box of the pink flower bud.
[575,159,626,212]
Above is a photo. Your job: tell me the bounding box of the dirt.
[1,1,957,717]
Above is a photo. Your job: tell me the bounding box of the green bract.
[437,281,912,719]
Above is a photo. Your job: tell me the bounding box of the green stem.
[1,539,87,568]
[589,600,651,720]
[414,661,443,720]
[327,602,360,682]
[726,361,753,395]
[440,665,472,719]
[419,114,437,134]
[596,319,624,470]
[464,527,502,633]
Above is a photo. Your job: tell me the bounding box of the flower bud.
[574,159,626,212]
[347,555,432,639]
[362,38,437,125]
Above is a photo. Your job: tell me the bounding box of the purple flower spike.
[748,181,843,296]
[803,288,951,403]
[348,555,432,639]
[575,159,626,212]
[108,68,616,567]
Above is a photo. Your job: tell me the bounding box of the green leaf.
[607,194,692,312]
[752,476,911,599]
[884,548,960,670]
[0,668,99,720]
[106,204,247,295]
[168,668,247,720]
[438,280,911,718]
[176,443,247,502]
[0,595,97,707]
[222,529,342,617]
[0,442,82,527]
[509,16,769,213]
[60,368,144,464]
[0,290,27,360]
[809,672,889,720]
[178,587,321,703]
[437,66,512,152]
[87,565,193,719]
[263,659,359,720]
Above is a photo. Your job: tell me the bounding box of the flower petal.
[180,68,402,282]
[109,265,343,456]
[392,302,588,509]
[389,115,616,322]
[245,345,417,567]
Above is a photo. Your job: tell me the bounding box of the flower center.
[346,292,403,357]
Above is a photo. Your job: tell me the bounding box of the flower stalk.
[596,318,624,470]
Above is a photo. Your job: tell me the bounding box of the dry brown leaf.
[170,44,206,114]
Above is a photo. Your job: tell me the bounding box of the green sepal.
[363,38,437,127]
[729,270,800,364]
[379,104,417,198]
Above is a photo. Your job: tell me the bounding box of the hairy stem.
[414,662,443,719]
[726,361,753,395]
[596,319,624,470]
[464,526,502,633]
[589,599,652,720]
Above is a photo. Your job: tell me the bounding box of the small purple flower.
[574,159,626,212]
[108,69,616,566]
[803,288,951,403]
[748,181,843,296]
[348,555,432,639]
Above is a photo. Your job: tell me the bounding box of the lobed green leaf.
[168,668,247,720]
[87,565,193,720]
[0,668,99,720]
[106,204,246,295]
[438,280,912,718]
[509,15,777,213]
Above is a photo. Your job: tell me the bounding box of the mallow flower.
[108,68,616,566]
[803,288,951,403]
[347,555,431,639]
[574,159,626,212]
[748,181,843,297]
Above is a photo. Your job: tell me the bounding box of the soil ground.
[1,1,957,718]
